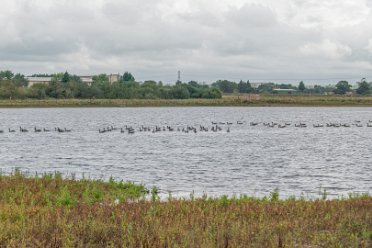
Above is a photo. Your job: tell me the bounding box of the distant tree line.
[212,79,372,96]
[1,70,371,99]
[0,71,221,100]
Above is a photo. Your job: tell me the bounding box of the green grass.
[0,171,371,247]
[3,95,372,107]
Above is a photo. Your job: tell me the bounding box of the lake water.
[0,107,371,198]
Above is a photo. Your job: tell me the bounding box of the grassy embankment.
[0,172,371,247]
[2,95,372,107]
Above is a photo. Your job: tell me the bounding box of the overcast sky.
[1,0,372,84]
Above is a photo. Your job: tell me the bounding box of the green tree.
[0,70,14,80]
[62,71,70,83]
[203,88,222,99]
[334,81,351,95]
[213,80,237,93]
[238,80,249,93]
[188,81,197,87]
[92,74,111,97]
[46,80,64,98]
[309,85,326,95]
[246,80,253,93]
[12,73,28,87]
[257,83,275,94]
[171,85,190,99]
[356,79,370,95]
[298,81,305,92]
[28,83,48,99]
[77,84,104,99]
[123,72,135,82]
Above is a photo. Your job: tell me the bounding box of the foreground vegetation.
[3,95,372,107]
[0,172,371,247]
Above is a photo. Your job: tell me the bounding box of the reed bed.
[3,95,372,107]
[0,172,371,247]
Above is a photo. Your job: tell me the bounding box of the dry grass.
[2,95,372,107]
[0,172,371,247]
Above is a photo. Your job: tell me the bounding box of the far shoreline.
[2,95,372,108]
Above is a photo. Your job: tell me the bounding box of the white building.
[79,76,94,86]
[250,82,270,88]
[108,74,120,84]
[26,74,121,87]
[25,77,52,87]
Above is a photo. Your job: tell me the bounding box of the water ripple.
[0,107,371,198]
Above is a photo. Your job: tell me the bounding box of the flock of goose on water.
[1,120,372,134]
[99,124,231,134]
[98,119,372,134]
[0,127,72,134]
[250,120,372,128]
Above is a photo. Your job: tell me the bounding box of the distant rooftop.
[25,77,52,82]
[273,88,297,91]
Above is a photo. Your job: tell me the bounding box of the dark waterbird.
[20,127,28,132]
[55,127,65,133]
[34,127,42,133]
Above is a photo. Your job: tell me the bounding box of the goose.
[64,128,72,132]
[9,128,15,133]
[237,121,243,125]
[56,127,65,133]
[34,127,42,132]
[20,127,28,132]
[313,124,323,128]
[0,130,3,134]
[43,128,51,132]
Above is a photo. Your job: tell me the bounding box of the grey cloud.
[1,0,372,83]
[228,4,278,28]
